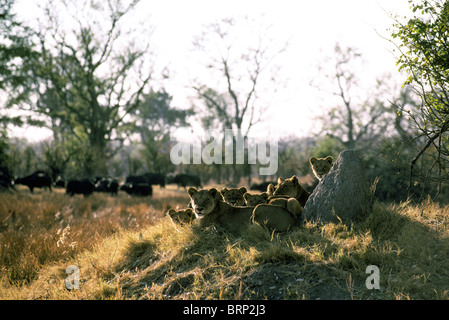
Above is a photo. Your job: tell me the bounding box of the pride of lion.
[166,156,334,234]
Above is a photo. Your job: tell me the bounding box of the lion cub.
[243,192,269,207]
[267,197,303,219]
[188,187,300,233]
[265,181,303,219]
[167,208,195,224]
[309,156,334,180]
[272,175,311,208]
[220,187,247,206]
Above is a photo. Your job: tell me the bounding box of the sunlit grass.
[1,186,449,300]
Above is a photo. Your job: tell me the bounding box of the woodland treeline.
[0,0,448,203]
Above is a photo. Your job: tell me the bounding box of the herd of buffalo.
[0,169,203,196]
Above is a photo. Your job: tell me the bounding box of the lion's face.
[188,187,219,217]
[273,176,302,198]
[310,156,333,180]
[220,187,247,206]
[167,208,195,224]
[243,192,268,206]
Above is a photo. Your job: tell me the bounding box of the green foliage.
[0,0,35,92]
[312,135,344,160]
[390,0,449,191]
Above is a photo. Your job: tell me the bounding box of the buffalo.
[15,171,52,193]
[66,179,94,196]
[0,167,14,191]
[120,183,153,196]
[94,177,119,195]
[142,172,166,188]
[172,173,202,189]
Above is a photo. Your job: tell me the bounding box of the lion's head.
[220,187,247,206]
[243,192,268,206]
[273,176,304,198]
[309,156,333,180]
[167,208,195,224]
[188,187,220,217]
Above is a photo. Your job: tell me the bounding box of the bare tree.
[312,43,394,150]
[192,16,288,184]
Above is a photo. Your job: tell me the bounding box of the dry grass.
[0,185,188,290]
[1,186,449,300]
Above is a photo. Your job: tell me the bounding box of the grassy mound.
[2,187,449,300]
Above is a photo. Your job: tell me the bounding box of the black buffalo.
[0,167,14,190]
[15,171,52,193]
[172,173,202,188]
[94,177,119,195]
[125,175,148,186]
[120,183,152,196]
[142,172,166,188]
[53,177,66,188]
[66,179,94,196]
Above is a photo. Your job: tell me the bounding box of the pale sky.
[11,0,412,142]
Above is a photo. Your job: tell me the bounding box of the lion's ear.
[220,188,228,195]
[309,157,317,165]
[209,188,220,199]
[188,187,198,197]
[243,192,250,200]
[291,176,299,185]
[325,156,334,164]
[185,208,194,217]
[167,209,176,217]
[239,186,247,194]
[277,177,284,184]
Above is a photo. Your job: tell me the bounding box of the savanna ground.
[1,184,449,300]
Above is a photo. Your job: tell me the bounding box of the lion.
[243,192,269,206]
[252,204,301,232]
[167,208,196,224]
[309,156,334,180]
[267,197,303,219]
[188,187,299,233]
[272,175,311,208]
[188,187,253,233]
[220,187,247,206]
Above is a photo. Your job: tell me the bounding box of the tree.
[391,0,449,195]
[129,89,192,174]
[0,0,37,174]
[192,16,288,184]
[312,43,395,151]
[0,0,36,108]
[15,0,155,176]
